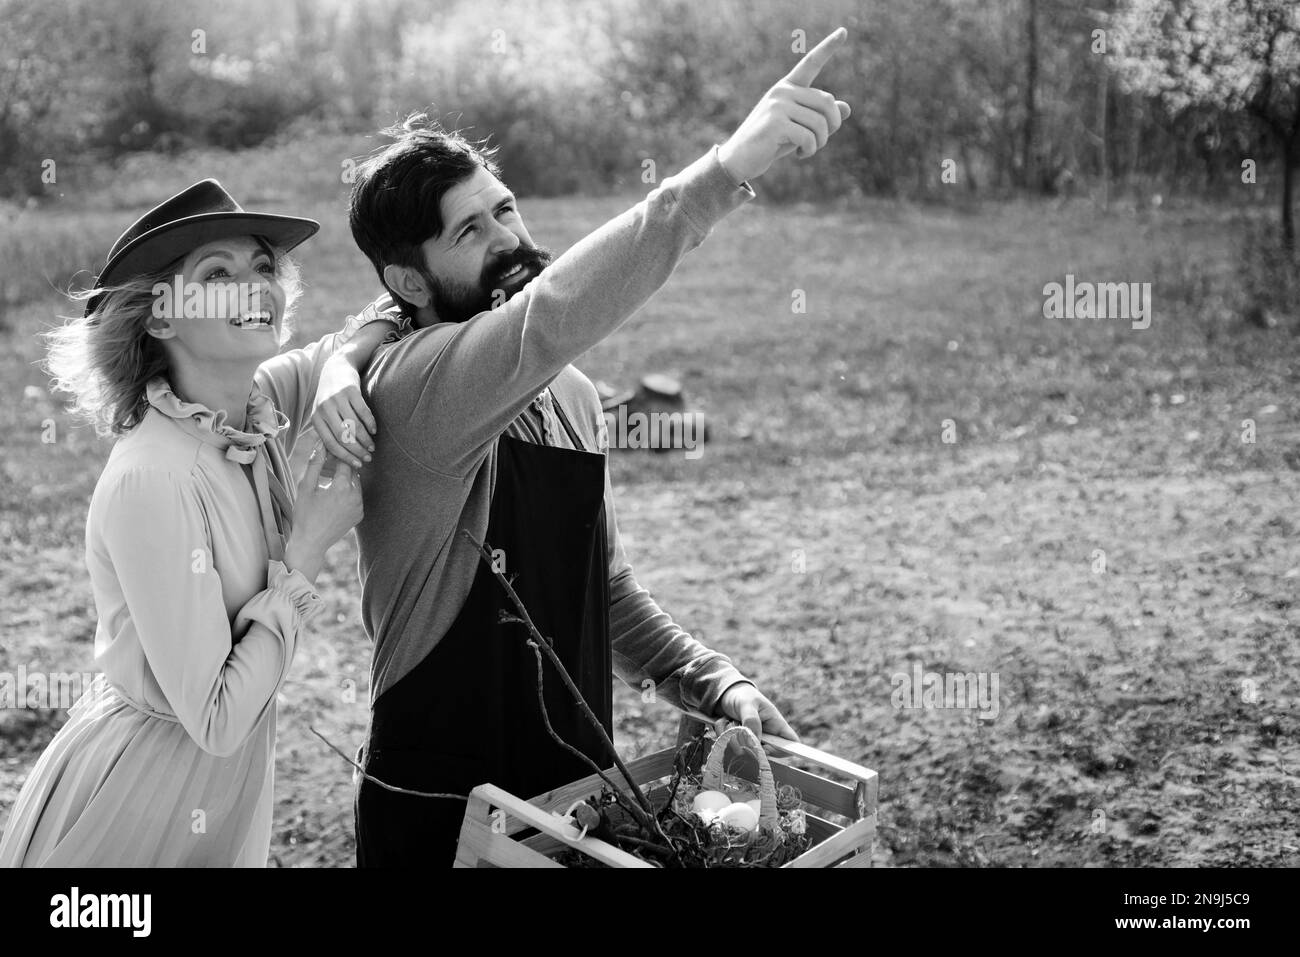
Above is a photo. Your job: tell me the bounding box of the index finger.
[767,714,801,743]
[784,26,847,88]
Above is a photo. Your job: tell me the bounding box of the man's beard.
[420,242,554,325]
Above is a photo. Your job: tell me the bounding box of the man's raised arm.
[370,28,851,477]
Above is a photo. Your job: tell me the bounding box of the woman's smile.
[227,307,276,329]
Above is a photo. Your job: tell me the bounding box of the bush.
[0,201,122,330]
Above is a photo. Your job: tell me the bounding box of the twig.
[524,641,660,834]
[609,832,675,860]
[661,728,710,823]
[309,726,468,801]
[462,530,654,819]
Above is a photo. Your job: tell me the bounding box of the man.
[341,29,851,866]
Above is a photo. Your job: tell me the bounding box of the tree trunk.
[1098,61,1109,211]
[1283,136,1295,252]
[960,142,978,192]
[888,49,902,195]
[1022,0,1039,190]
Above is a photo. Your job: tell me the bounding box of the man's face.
[414,166,552,325]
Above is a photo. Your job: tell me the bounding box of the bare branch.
[309,726,468,801]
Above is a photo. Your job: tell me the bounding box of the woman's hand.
[283,442,365,583]
[311,356,377,470]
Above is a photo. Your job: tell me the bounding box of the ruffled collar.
[145,376,288,463]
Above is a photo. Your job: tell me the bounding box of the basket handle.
[677,709,877,786]
[700,725,780,831]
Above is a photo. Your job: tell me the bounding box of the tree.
[0,0,98,196]
[1023,0,1040,189]
[1111,0,1300,248]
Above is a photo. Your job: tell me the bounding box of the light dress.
[0,330,353,866]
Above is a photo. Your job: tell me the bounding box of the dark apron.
[355,397,612,867]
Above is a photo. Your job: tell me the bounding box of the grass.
[1,140,1298,867]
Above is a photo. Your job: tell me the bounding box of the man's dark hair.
[348,113,503,316]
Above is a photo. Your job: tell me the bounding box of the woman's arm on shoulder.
[254,297,404,460]
[308,297,408,467]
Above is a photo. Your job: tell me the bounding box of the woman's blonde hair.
[45,244,302,437]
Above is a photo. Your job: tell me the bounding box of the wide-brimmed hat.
[84,178,320,315]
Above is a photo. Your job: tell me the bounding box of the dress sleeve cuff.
[266,559,326,625]
[339,296,411,344]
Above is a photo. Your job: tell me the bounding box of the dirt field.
[2,161,1296,866]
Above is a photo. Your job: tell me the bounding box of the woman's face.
[150,235,288,365]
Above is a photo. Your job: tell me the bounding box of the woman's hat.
[85,178,320,315]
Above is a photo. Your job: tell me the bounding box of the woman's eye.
[257,261,276,275]
[205,268,229,281]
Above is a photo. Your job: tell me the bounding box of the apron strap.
[546,389,590,452]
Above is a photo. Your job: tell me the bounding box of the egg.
[725,789,761,818]
[716,802,759,833]
[691,790,731,817]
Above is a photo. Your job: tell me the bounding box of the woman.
[0,179,399,866]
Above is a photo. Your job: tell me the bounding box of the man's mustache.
[483,244,553,288]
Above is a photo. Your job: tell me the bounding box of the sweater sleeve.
[98,466,324,757]
[368,145,754,477]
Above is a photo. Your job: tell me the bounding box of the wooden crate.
[454,712,877,868]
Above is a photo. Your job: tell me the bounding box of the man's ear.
[382,264,431,309]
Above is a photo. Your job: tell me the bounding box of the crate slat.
[458,783,655,868]
[769,761,861,819]
[527,749,679,815]
[454,819,564,868]
[783,814,876,868]
[834,846,874,867]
